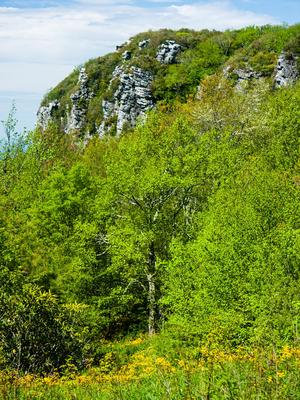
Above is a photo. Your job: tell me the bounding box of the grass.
[2,343,300,399]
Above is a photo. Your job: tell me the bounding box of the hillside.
[0,24,300,398]
[38,25,299,137]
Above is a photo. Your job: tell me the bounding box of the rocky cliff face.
[99,66,154,136]
[37,100,60,130]
[38,38,182,136]
[66,67,93,133]
[98,39,181,135]
[274,52,299,87]
[37,28,300,139]
[37,67,93,133]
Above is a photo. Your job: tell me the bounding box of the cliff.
[37,25,300,138]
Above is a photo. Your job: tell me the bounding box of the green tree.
[99,111,211,335]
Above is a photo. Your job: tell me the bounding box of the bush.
[0,281,87,373]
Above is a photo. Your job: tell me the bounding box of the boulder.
[156,40,181,64]
[139,39,150,50]
[274,52,299,87]
[122,51,132,61]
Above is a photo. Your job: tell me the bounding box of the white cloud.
[0,1,278,133]
[0,2,278,65]
[0,62,73,93]
[170,2,276,27]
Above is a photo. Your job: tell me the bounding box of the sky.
[0,0,299,138]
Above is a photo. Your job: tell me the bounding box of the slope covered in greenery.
[0,24,300,398]
[40,24,300,136]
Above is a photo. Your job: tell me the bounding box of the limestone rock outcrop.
[98,66,154,136]
[37,100,60,130]
[233,68,262,90]
[139,39,150,50]
[156,40,181,64]
[66,67,93,133]
[37,29,300,141]
[274,52,299,87]
[122,51,132,61]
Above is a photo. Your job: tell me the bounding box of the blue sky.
[0,0,298,138]
[0,0,298,21]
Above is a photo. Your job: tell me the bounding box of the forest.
[0,24,300,399]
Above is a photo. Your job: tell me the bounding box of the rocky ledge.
[66,67,93,133]
[37,100,60,130]
[37,35,299,139]
[234,68,262,91]
[99,66,154,136]
[274,52,299,87]
[156,40,181,64]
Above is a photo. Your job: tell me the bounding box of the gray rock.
[274,52,299,87]
[98,65,154,136]
[66,67,93,133]
[97,100,115,136]
[112,65,123,79]
[223,65,231,78]
[139,39,150,50]
[195,85,202,100]
[102,100,115,120]
[233,68,262,91]
[156,40,181,64]
[37,100,60,130]
[122,51,132,61]
[116,39,132,51]
[234,68,262,81]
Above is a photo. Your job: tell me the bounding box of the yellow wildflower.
[130,338,144,346]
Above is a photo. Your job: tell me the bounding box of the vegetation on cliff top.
[42,24,300,135]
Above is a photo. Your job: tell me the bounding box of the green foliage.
[1,25,300,380]
[0,271,86,373]
[162,82,300,348]
[153,38,226,101]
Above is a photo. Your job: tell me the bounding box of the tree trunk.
[147,242,156,335]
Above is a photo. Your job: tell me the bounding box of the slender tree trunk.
[147,241,156,335]
[147,272,156,335]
